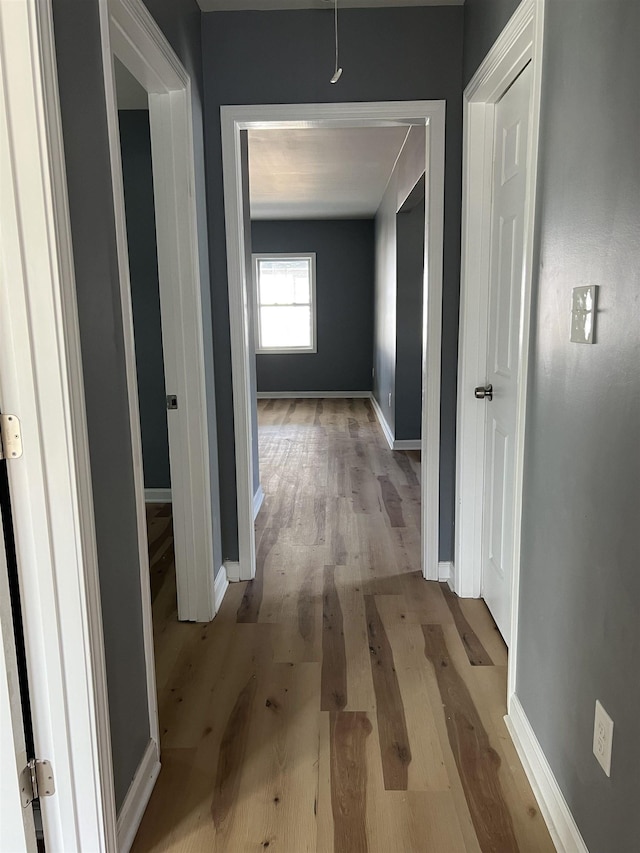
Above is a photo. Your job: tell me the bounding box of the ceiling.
[199,0,461,11]
[248,126,409,220]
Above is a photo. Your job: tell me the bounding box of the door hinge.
[0,414,23,460]
[19,759,55,807]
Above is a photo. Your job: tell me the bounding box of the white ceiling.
[248,126,409,219]
[199,0,461,11]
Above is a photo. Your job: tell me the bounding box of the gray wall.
[395,186,425,441]
[241,132,261,497]
[373,128,424,438]
[466,1,640,850]
[119,110,171,490]
[52,0,150,811]
[202,6,464,563]
[252,220,375,393]
[462,0,520,85]
[53,0,221,812]
[143,0,224,577]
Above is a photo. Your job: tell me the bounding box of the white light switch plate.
[570,285,598,343]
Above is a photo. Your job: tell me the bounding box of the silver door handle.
[474,384,493,401]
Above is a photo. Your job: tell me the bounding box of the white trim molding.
[370,393,421,452]
[221,101,445,585]
[393,439,421,451]
[438,561,454,583]
[214,567,230,613]
[253,485,265,520]
[106,0,216,624]
[0,0,117,847]
[370,392,396,450]
[144,488,172,503]
[224,561,241,583]
[506,697,589,853]
[116,740,160,853]
[454,0,545,703]
[256,390,372,399]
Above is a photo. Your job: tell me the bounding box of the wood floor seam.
[135,400,554,853]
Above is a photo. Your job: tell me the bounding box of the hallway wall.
[373,127,425,442]
[252,219,375,394]
[201,6,464,563]
[465,1,640,849]
[119,110,171,491]
[53,0,221,812]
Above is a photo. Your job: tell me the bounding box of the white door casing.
[481,63,532,645]
[455,0,545,702]
[0,0,117,847]
[105,0,217,625]
[0,508,37,853]
[221,101,446,585]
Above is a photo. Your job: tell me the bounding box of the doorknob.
[474,384,493,401]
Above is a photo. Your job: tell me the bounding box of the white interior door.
[0,504,37,852]
[480,63,532,645]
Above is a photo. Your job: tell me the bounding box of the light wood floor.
[135,398,554,852]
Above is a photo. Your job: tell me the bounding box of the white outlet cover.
[570,284,598,343]
[593,699,614,777]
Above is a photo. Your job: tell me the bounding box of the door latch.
[166,395,178,411]
[474,384,493,401]
[0,414,23,459]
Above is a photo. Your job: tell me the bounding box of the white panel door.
[481,63,532,645]
[0,506,37,852]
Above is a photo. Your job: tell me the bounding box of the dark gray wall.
[463,0,520,85]
[54,0,221,812]
[119,110,171,490]
[241,132,261,496]
[395,189,425,441]
[466,1,640,850]
[143,0,224,576]
[202,6,464,562]
[52,0,150,811]
[252,220,375,393]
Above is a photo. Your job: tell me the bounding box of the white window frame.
[253,252,317,354]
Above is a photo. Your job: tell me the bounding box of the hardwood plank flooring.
[134,399,554,853]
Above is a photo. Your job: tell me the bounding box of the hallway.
[134,398,553,852]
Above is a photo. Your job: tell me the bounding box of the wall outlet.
[388,392,392,407]
[593,700,614,777]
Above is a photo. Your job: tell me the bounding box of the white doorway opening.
[105,0,216,629]
[221,101,446,586]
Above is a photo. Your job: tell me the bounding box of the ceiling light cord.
[330,0,342,83]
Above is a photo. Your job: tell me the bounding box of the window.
[253,253,316,353]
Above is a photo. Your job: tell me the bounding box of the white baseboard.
[117,739,161,853]
[505,695,588,853]
[224,560,240,583]
[393,438,421,450]
[438,561,453,583]
[257,390,371,399]
[214,566,229,613]
[370,393,395,450]
[144,488,171,503]
[253,484,265,520]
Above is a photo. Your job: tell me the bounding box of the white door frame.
[0,510,38,852]
[455,0,545,702]
[0,0,116,848]
[221,101,446,584]
[1,0,217,848]
[105,0,217,625]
